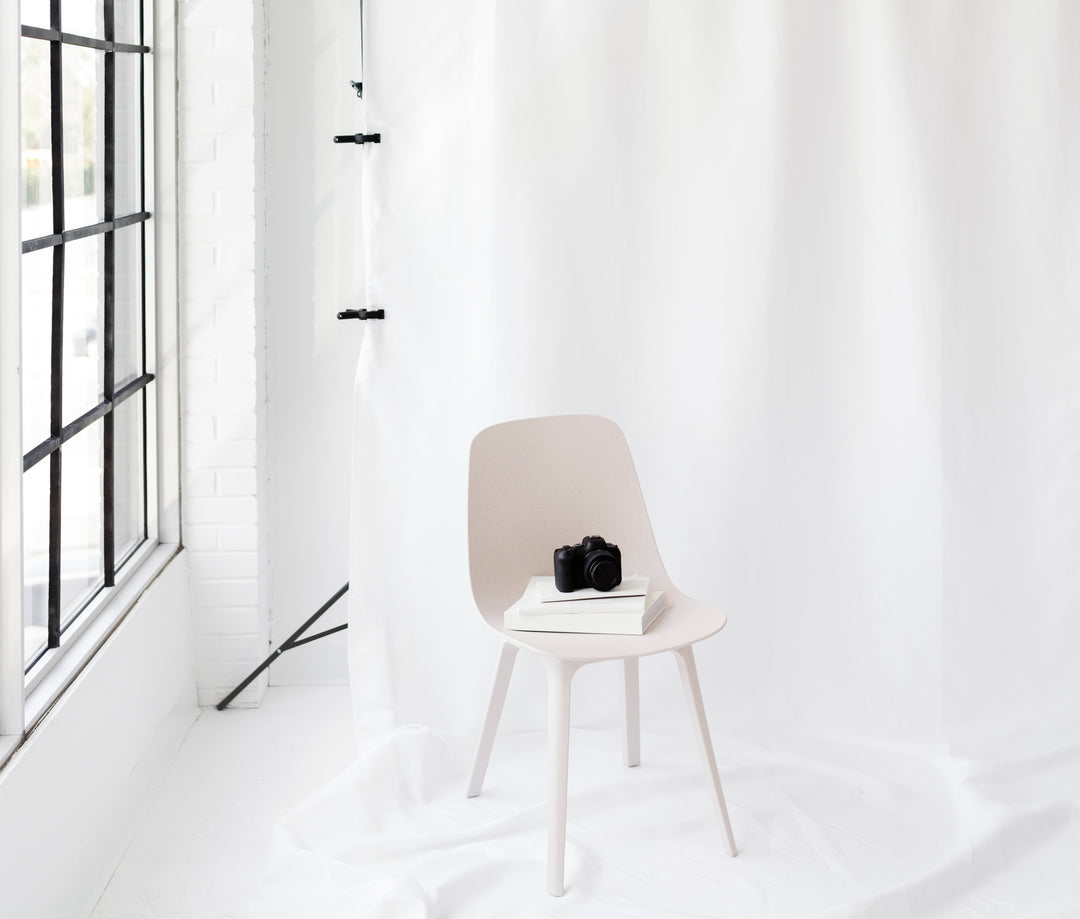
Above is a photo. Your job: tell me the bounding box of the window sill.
[18,541,181,748]
[1,542,181,772]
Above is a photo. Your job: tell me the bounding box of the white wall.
[178,0,273,705]
[263,0,364,684]
[181,0,363,699]
[0,553,197,919]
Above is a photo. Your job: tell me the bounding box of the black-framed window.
[20,0,154,672]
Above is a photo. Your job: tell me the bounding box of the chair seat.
[480,588,728,663]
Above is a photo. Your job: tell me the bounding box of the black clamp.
[336,79,379,144]
[337,308,385,321]
[333,132,381,145]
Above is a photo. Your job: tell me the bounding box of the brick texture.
[179,0,269,707]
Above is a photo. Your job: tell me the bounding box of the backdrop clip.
[338,308,385,321]
[333,132,381,145]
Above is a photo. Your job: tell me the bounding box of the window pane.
[114,52,142,217]
[62,0,103,40]
[115,225,143,385]
[21,247,54,451]
[62,45,104,228]
[22,460,51,668]
[114,394,146,564]
[114,0,142,46]
[21,0,51,30]
[62,234,105,424]
[60,426,104,628]
[21,37,53,241]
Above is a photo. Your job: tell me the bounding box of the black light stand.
[217,59,385,711]
[216,583,349,710]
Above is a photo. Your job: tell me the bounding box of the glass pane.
[21,36,53,241]
[62,45,104,228]
[114,393,146,564]
[21,0,51,29]
[115,225,143,385]
[62,0,103,39]
[63,234,105,424]
[114,0,142,46]
[60,425,104,628]
[114,52,142,216]
[21,247,54,451]
[22,460,51,668]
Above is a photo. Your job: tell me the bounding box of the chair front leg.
[672,644,737,856]
[621,657,641,767]
[543,656,583,896]
[466,642,518,798]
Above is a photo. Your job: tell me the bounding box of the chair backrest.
[468,415,668,617]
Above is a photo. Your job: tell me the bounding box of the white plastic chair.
[466,415,737,896]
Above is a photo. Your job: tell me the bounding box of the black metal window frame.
[20,0,154,671]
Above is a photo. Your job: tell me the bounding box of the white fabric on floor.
[246,725,1080,917]
[251,2,1080,915]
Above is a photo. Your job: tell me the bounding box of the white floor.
[89,684,356,919]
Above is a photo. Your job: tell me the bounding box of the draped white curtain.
[249,3,1080,915]
[350,0,1080,752]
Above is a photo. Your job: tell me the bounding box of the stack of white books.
[504,576,666,635]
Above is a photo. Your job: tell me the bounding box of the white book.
[536,575,650,604]
[505,578,667,635]
[519,577,652,615]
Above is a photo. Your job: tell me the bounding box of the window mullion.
[46,0,65,648]
[22,211,153,253]
[104,0,116,585]
[47,249,64,649]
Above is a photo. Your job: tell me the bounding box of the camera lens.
[583,550,620,592]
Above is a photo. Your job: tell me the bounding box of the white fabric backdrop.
[248,3,1080,915]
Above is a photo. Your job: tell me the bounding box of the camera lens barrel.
[583,550,621,592]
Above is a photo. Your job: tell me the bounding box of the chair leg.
[672,644,737,856]
[466,642,518,798]
[543,657,582,897]
[621,657,641,767]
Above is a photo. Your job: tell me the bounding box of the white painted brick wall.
[178,0,269,707]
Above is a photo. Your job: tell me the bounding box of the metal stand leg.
[215,583,349,711]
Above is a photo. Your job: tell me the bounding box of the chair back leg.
[621,657,641,767]
[672,644,738,857]
[466,642,518,798]
[544,657,583,896]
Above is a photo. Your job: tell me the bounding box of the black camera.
[553,536,622,593]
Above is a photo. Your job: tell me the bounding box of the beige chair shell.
[465,415,737,896]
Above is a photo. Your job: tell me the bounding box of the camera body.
[553,535,622,593]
